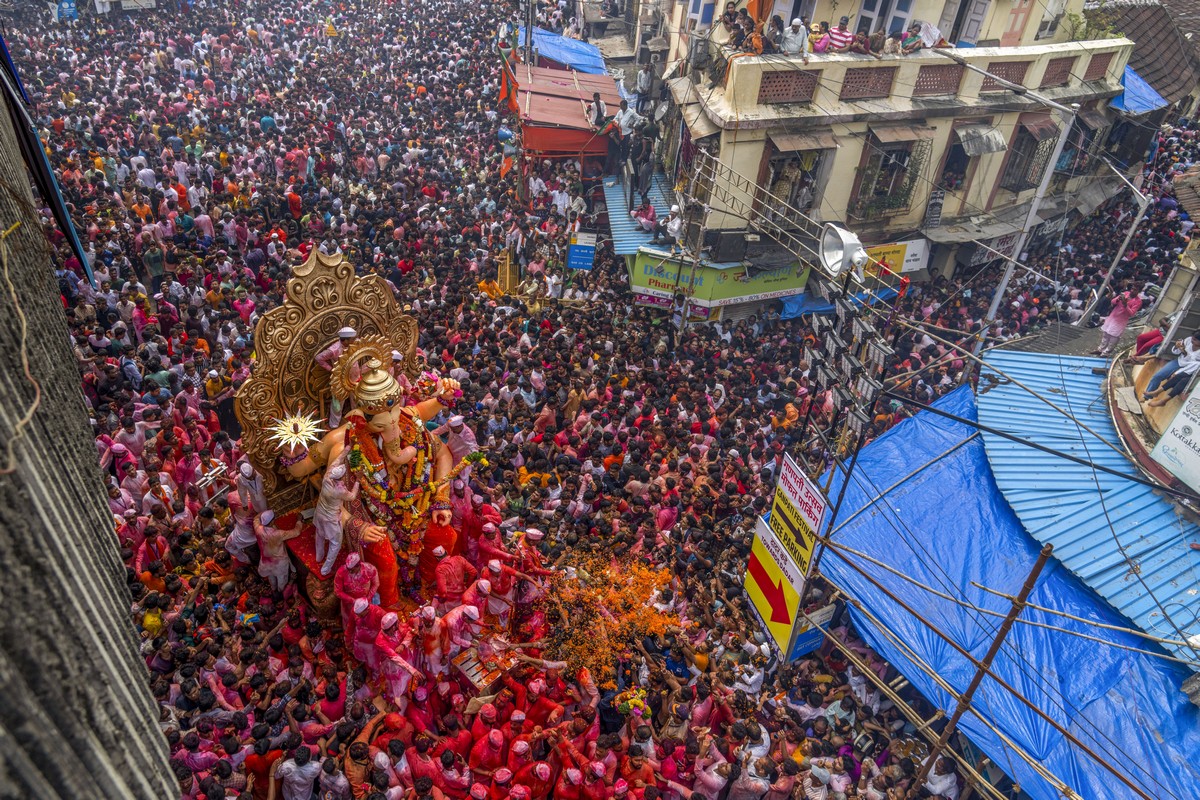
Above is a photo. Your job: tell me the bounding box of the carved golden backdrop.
[235,249,420,508]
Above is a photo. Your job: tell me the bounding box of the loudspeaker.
[705,230,747,262]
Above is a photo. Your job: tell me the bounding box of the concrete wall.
[0,93,175,797]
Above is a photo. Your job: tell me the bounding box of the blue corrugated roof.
[977,350,1200,664]
[603,174,672,256]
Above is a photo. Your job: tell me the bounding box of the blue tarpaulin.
[518,27,607,74]
[778,286,898,318]
[818,386,1200,800]
[1110,65,1168,115]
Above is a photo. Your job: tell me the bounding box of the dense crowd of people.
[13,0,1196,795]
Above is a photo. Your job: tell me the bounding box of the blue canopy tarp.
[1110,65,1168,115]
[818,386,1200,800]
[518,27,607,74]
[778,286,898,318]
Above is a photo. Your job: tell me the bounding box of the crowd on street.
[13,0,1197,795]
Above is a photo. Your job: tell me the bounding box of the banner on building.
[864,238,929,276]
[1151,386,1200,494]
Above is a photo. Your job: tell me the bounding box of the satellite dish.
[654,103,668,122]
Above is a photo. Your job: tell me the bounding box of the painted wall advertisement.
[1151,385,1200,494]
[864,238,929,276]
[628,248,810,311]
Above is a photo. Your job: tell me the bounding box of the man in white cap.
[434,543,479,611]
[313,459,359,577]
[441,603,481,658]
[253,509,302,591]
[224,484,259,564]
[375,611,422,709]
[334,552,380,638]
[236,460,268,515]
[514,528,553,607]
[485,558,533,629]
[351,597,386,670]
[650,204,684,246]
[315,326,358,425]
[782,17,811,62]
[462,577,492,619]
[433,413,479,479]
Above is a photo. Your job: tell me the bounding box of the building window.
[914,64,963,96]
[851,136,932,220]
[981,61,1031,92]
[1056,110,1110,174]
[768,151,824,217]
[1039,56,1074,89]
[941,142,970,192]
[1001,119,1059,192]
[840,67,898,100]
[758,70,820,104]
[1036,0,1067,39]
[1083,51,1114,82]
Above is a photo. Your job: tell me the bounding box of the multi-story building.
[645,0,1144,284]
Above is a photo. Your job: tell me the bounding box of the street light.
[820,223,869,281]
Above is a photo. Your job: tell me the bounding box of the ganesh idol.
[283,338,477,607]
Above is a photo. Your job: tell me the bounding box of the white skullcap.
[464,605,481,620]
[477,579,492,594]
[353,598,369,614]
[449,415,464,426]
[337,326,357,338]
[260,510,275,524]
[432,545,447,557]
[381,612,398,629]
[488,559,502,572]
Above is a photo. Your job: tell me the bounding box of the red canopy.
[516,64,621,157]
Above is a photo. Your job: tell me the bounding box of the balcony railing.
[696,37,1132,122]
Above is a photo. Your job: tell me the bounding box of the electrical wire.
[809,419,1183,800]
[821,536,1200,666]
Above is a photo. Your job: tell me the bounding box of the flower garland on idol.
[345,414,487,560]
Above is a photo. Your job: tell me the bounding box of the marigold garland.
[540,556,679,683]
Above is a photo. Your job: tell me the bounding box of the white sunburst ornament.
[265,411,326,452]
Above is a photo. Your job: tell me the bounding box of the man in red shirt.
[468,728,507,781]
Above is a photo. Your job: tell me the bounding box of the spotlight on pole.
[819,223,869,282]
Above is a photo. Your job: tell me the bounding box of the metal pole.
[524,0,535,63]
[981,105,1078,335]
[1075,190,1152,325]
[913,543,1054,788]
[817,539,1157,800]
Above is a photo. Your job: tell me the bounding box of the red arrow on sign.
[748,550,792,625]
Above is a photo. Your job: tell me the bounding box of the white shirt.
[613,107,641,135]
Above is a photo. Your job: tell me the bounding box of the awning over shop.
[869,122,936,143]
[1073,176,1122,217]
[955,124,1007,157]
[771,130,839,152]
[819,385,1200,800]
[1110,65,1170,115]
[923,218,1023,243]
[682,103,721,140]
[1077,107,1109,130]
[666,76,700,105]
[1020,111,1059,141]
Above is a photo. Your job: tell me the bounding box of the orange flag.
[504,63,520,113]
